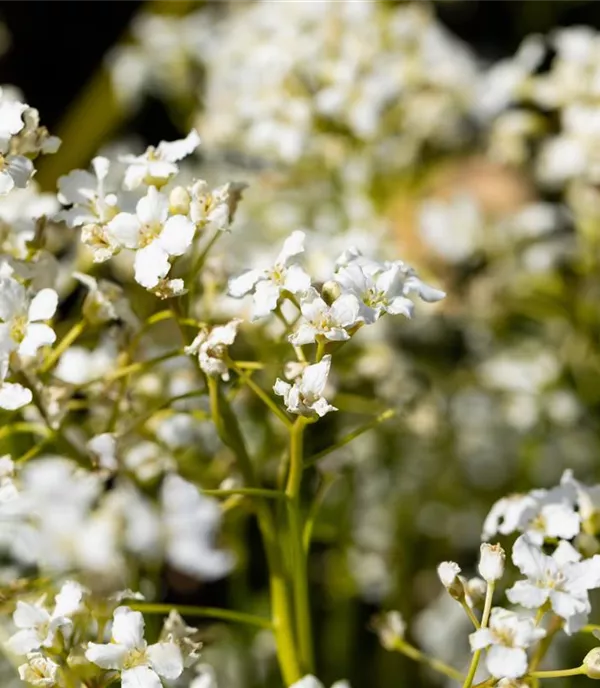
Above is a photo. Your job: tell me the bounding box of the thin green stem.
[39,320,86,374]
[315,340,326,362]
[203,487,286,500]
[303,474,337,553]
[529,667,584,678]
[129,603,272,629]
[462,583,494,688]
[394,640,463,682]
[460,600,480,630]
[232,365,292,428]
[286,417,314,674]
[304,409,397,469]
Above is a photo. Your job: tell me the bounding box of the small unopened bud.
[437,561,465,601]
[321,280,342,305]
[465,576,487,608]
[583,648,600,678]
[478,543,505,583]
[169,186,191,215]
[371,610,405,650]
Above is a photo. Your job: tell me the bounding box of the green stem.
[129,603,272,629]
[232,365,292,428]
[286,417,314,674]
[303,409,396,469]
[393,640,463,682]
[39,320,86,374]
[460,600,480,630]
[529,667,584,678]
[203,487,285,500]
[315,340,326,362]
[207,375,302,685]
[462,583,494,688]
[303,475,337,553]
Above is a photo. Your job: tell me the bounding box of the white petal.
[283,265,311,294]
[147,642,184,679]
[252,280,281,319]
[550,590,588,622]
[6,628,43,655]
[136,187,168,226]
[276,230,306,265]
[311,396,337,417]
[6,156,33,189]
[301,356,331,397]
[157,129,201,163]
[0,277,26,321]
[122,665,163,688]
[85,642,128,670]
[486,646,528,679]
[19,323,56,357]
[542,503,580,540]
[0,382,31,410]
[13,601,49,629]
[403,275,446,302]
[91,156,110,181]
[53,581,84,618]
[506,580,548,609]
[273,378,291,398]
[0,170,14,195]
[28,289,58,322]
[469,628,493,651]
[111,607,146,650]
[290,677,325,688]
[107,213,141,249]
[289,323,318,346]
[158,215,196,257]
[134,244,170,289]
[511,535,548,578]
[0,100,26,138]
[228,269,264,298]
[57,169,97,205]
[386,296,414,318]
[330,294,361,328]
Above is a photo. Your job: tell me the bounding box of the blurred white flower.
[274,355,336,418]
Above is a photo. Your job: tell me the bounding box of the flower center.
[493,627,516,647]
[139,222,163,248]
[363,286,385,308]
[123,648,148,670]
[9,314,28,343]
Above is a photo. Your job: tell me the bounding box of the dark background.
[3,1,600,143]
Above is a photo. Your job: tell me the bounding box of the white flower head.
[107,185,196,289]
[18,653,59,687]
[290,288,362,346]
[0,154,33,196]
[228,230,311,320]
[507,535,600,633]
[0,278,57,357]
[121,129,200,190]
[7,581,86,655]
[85,606,184,687]
[372,610,405,650]
[469,607,546,679]
[479,543,506,583]
[437,561,465,600]
[274,355,337,418]
[334,254,444,325]
[185,319,241,381]
[189,179,231,232]
[0,357,31,410]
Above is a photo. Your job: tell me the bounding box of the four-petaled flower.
[289,288,361,346]
[85,606,183,688]
[107,186,196,289]
[274,355,337,417]
[469,607,546,679]
[228,230,311,320]
[185,319,241,381]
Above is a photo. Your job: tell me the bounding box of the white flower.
[0,96,27,146]
[86,606,184,688]
[88,433,118,471]
[289,288,361,345]
[0,357,31,410]
[57,157,118,228]
[189,179,231,231]
[274,355,337,418]
[185,319,241,381]
[121,129,200,190]
[7,581,85,655]
[479,543,506,583]
[228,230,311,320]
[373,610,406,650]
[469,607,545,679]
[107,186,196,288]
[290,677,350,688]
[0,278,57,357]
[17,653,59,687]
[507,535,600,633]
[437,561,461,589]
[561,470,600,532]
[335,257,444,324]
[482,482,580,544]
[0,154,33,195]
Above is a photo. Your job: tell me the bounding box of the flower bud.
[478,543,505,583]
[169,186,191,215]
[321,280,342,305]
[372,610,406,650]
[465,576,487,608]
[437,561,465,601]
[584,648,600,679]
